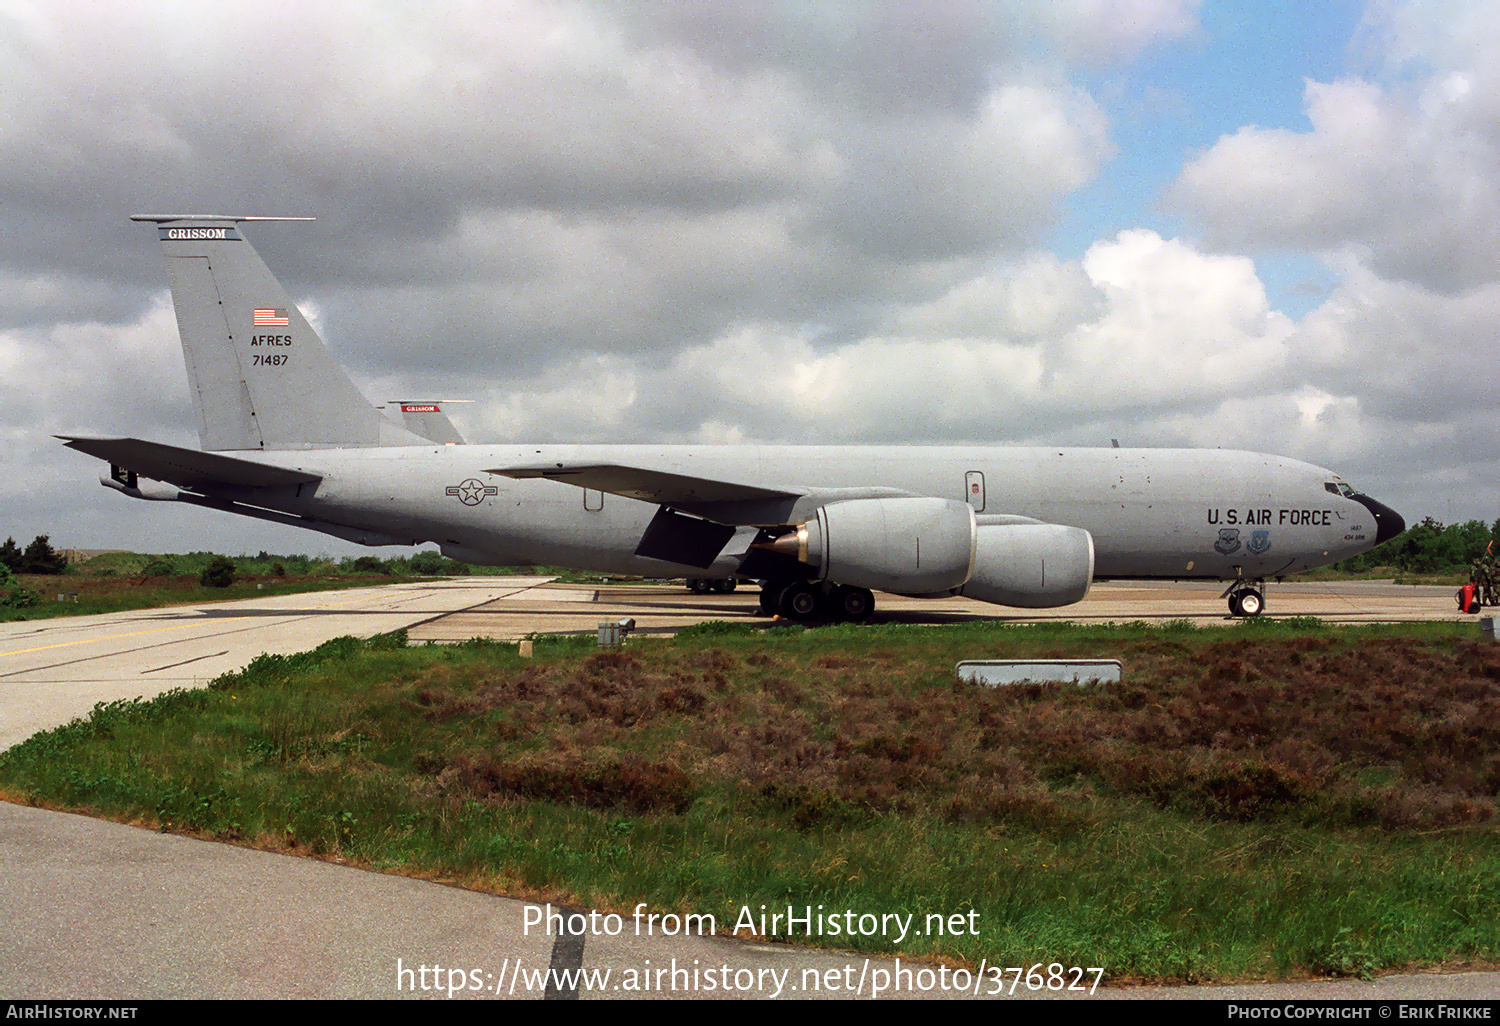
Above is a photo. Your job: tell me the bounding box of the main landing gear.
[685,577,737,594]
[759,579,875,623]
[1221,577,1266,617]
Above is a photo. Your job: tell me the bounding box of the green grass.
[2,620,1496,983]
[0,549,635,622]
[0,571,408,622]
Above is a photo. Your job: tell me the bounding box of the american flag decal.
[253,308,289,327]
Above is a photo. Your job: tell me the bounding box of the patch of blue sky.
[1047,1,1367,316]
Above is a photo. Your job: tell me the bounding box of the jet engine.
[765,498,1094,609]
[771,496,977,594]
[960,523,1094,608]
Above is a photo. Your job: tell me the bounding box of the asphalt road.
[1,578,1494,1001]
[0,577,553,749]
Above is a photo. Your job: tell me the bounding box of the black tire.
[690,578,713,594]
[1238,589,1264,617]
[759,581,786,616]
[712,578,737,593]
[832,585,874,622]
[1227,590,1244,617]
[778,581,821,620]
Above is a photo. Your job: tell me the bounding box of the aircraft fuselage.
[76,216,1406,619]
[215,443,1392,582]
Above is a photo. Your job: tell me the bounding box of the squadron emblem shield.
[1248,530,1272,555]
[1214,528,1241,555]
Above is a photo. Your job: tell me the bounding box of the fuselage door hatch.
[965,471,985,513]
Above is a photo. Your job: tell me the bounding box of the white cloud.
[457,232,1300,445]
[3,0,1497,552]
[1043,231,1296,411]
[1029,0,1200,63]
[1171,16,1500,291]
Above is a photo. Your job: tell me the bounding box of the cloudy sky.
[1,0,1495,557]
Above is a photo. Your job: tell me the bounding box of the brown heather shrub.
[1369,783,1494,829]
[759,675,806,705]
[655,683,707,714]
[440,752,693,814]
[942,781,1079,829]
[759,780,866,829]
[689,648,738,672]
[400,633,1499,829]
[1195,764,1308,822]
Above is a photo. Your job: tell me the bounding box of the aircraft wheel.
[759,581,786,616]
[832,585,874,622]
[1237,589,1265,617]
[690,578,713,594]
[712,578,737,593]
[778,581,821,621]
[1227,591,1244,617]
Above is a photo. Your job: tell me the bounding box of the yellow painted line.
[0,618,249,658]
[0,583,507,659]
[0,588,415,658]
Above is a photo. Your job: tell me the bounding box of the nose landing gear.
[1222,577,1266,617]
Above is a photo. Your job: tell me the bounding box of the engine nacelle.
[960,523,1094,608]
[791,496,976,594]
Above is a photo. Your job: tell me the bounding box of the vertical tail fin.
[132,215,426,451]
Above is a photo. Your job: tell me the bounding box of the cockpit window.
[1324,481,1357,497]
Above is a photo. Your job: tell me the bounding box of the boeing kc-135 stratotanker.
[61,216,1405,621]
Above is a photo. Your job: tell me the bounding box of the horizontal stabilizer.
[385,401,466,445]
[59,436,320,490]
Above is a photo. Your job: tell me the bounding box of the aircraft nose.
[1354,494,1405,545]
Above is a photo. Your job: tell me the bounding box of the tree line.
[0,536,68,575]
[1333,517,1500,575]
[1,539,474,582]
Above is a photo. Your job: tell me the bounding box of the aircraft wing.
[489,461,917,526]
[493,463,798,505]
[59,436,322,490]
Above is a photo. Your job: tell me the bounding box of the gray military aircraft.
[61,216,1405,621]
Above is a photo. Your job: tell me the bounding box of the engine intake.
[960,523,1094,608]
